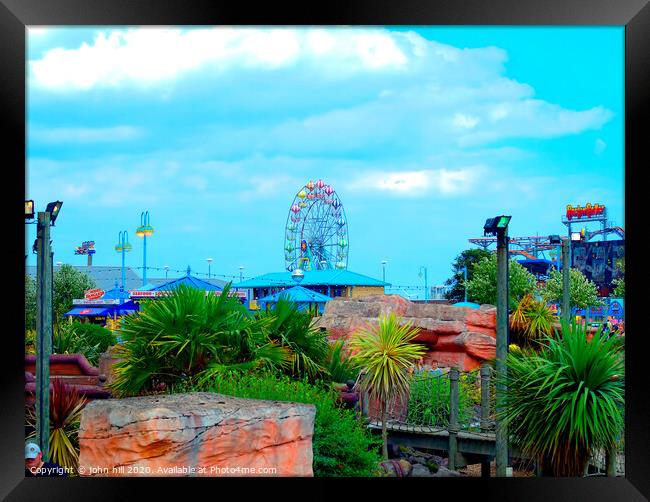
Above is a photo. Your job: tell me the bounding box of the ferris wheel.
[284,179,349,272]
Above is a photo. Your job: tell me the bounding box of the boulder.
[410,464,433,477]
[432,466,462,477]
[78,392,316,477]
[316,295,497,372]
[380,459,413,477]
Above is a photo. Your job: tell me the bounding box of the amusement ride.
[284,179,349,272]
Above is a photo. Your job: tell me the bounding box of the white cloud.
[347,166,485,197]
[29,27,410,91]
[31,125,142,143]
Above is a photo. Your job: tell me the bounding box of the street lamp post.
[484,215,512,477]
[136,211,154,287]
[207,258,213,279]
[381,260,387,282]
[115,231,132,291]
[239,266,244,283]
[164,265,169,279]
[418,266,428,303]
[29,200,62,461]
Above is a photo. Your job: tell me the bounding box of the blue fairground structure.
[237,269,389,311]
[257,286,333,315]
[64,282,138,334]
[129,266,246,302]
[549,297,625,332]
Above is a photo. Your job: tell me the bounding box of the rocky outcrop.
[78,392,316,477]
[316,295,497,371]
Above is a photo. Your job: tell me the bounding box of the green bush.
[53,322,115,366]
[325,339,359,383]
[406,370,478,429]
[178,371,382,477]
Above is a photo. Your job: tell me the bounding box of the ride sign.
[565,203,605,220]
[84,288,105,301]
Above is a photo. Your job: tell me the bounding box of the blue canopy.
[64,307,112,316]
[452,301,481,309]
[257,285,332,304]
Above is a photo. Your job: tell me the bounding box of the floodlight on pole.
[45,201,63,226]
[25,200,35,220]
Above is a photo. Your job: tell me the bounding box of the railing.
[363,363,496,470]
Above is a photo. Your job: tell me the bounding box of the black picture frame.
[4,0,648,499]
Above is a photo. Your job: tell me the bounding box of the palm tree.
[255,296,329,380]
[349,312,426,460]
[499,319,624,476]
[109,284,290,396]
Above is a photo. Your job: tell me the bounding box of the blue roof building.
[257,286,332,315]
[237,269,389,309]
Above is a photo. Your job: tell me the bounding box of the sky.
[25,26,624,297]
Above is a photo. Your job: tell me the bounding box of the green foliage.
[466,255,537,309]
[539,268,603,309]
[109,284,291,397]
[182,371,382,477]
[53,265,96,331]
[53,322,115,366]
[254,297,329,380]
[499,319,625,476]
[25,329,36,355]
[325,339,360,383]
[406,370,477,428]
[510,295,556,348]
[26,378,87,474]
[25,275,37,332]
[349,313,426,459]
[443,248,493,302]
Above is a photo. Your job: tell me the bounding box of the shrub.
[180,371,382,477]
[324,339,359,383]
[26,378,87,474]
[109,284,290,397]
[406,370,477,429]
[499,319,624,476]
[53,322,117,366]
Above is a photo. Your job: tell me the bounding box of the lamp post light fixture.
[381,260,387,282]
[483,214,512,477]
[239,266,245,282]
[418,266,428,303]
[164,265,169,278]
[136,211,154,287]
[115,231,132,291]
[207,258,213,279]
[291,268,304,283]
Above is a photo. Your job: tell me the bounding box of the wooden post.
[35,211,52,461]
[448,367,459,471]
[496,226,509,477]
[480,362,491,477]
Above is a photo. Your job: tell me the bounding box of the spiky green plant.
[325,338,360,383]
[109,284,291,396]
[499,319,624,476]
[255,296,329,380]
[27,378,87,473]
[348,313,426,459]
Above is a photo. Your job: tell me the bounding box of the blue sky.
[25,26,624,296]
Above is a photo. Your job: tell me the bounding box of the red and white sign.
[565,203,605,220]
[73,298,119,305]
[79,309,93,315]
[129,290,246,299]
[84,288,105,301]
